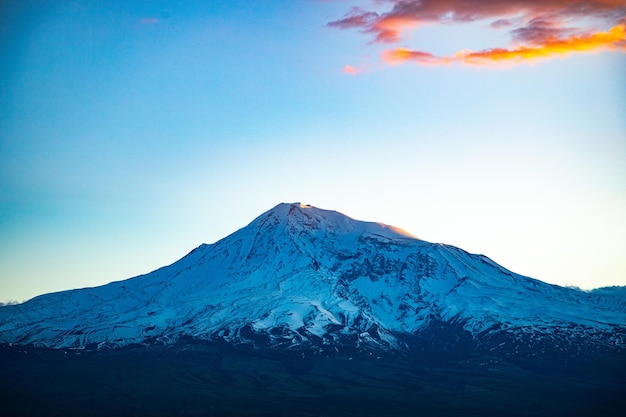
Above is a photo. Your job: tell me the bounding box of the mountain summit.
[1,203,624,356]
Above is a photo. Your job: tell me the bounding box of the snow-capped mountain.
[1,203,625,354]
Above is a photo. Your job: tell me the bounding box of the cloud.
[327,7,416,43]
[139,17,160,24]
[329,0,626,66]
[491,18,514,29]
[382,48,451,66]
[139,11,170,25]
[327,8,379,30]
[384,22,625,66]
[510,17,578,44]
[343,64,361,75]
[459,23,626,65]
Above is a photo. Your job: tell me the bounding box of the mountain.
[2,203,626,417]
[1,202,625,357]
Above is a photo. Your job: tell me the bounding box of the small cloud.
[370,15,419,44]
[139,17,160,25]
[328,8,379,30]
[382,48,450,66]
[510,17,578,45]
[491,19,513,29]
[343,64,359,75]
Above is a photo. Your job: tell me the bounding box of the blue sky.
[1,0,625,302]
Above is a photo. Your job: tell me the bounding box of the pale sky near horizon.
[1,0,625,303]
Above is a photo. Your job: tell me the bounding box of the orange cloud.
[383,23,626,66]
[329,0,626,67]
[459,23,626,65]
[382,48,451,66]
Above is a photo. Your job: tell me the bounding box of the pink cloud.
[329,0,626,67]
[343,64,359,75]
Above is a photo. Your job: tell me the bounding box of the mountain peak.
[256,202,418,241]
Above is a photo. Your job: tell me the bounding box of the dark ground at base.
[1,343,624,417]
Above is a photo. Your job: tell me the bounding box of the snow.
[0,202,624,351]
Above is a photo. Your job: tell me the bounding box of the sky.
[1,0,625,303]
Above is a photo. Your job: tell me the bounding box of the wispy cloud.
[329,0,626,67]
[139,17,160,25]
[343,64,360,75]
[459,23,626,65]
[385,22,626,66]
[383,48,451,66]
